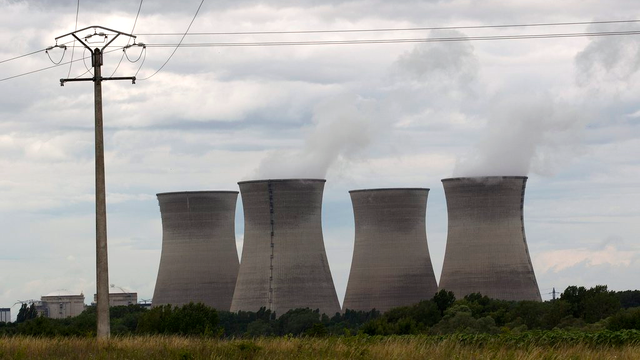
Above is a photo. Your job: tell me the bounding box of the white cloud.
[535,244,638,273]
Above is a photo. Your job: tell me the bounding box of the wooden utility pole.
[55,26,139,339]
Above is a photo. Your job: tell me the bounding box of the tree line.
[1,285,639,337]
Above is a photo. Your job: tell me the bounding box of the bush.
[137,303,220,336]
[607,307,640,331]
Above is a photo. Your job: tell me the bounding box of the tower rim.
[238,178,326,185]
[349,187,429,193]
[442,176,528,183]
[156,190,239,197]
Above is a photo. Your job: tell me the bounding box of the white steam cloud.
[253,30,479,180]
[393,30,479,90]
[453,93,585,177]
[575,23,640,87]
[254,94,385,179]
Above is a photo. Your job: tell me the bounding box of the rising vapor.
[453,93,585,177]
[254,94,384,179]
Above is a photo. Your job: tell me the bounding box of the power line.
[135,18,640,36]
[143,29,640,48]
[0,49,46,65]
[74,66,93,79]
[67,0,80,78]
[82,47,93,76]
[2,18,639,66]
[138,0,205,81]
[110,0,144,77]
[0,40,75,65]
[0,47,123,83]
[134,48,147,77]
[3,25,640,83]
[45,46,67,64]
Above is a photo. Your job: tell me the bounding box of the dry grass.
[0,335,639,359]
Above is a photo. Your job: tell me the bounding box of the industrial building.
[152,191,240,310]
[343,188,439,312]
[93,286,138,307]
[0,308,9,323]
[40,290,86,319]
[439,176,541,301]
[231,179,341,316]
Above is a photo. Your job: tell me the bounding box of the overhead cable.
[143,29,640,47]
[138,0,205,81]
[67,0,80,78]
[135,18,640,36]
[0,47,124,83]
[110,0,144,77]
[0,40,74,65]
[45,45,67,64]
[2,18,640,66]
[0,49,46,65]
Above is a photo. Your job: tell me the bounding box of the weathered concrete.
[152,191,239,310]
[40,291,85,319]
[343,188,438,313]
[230,179,341,317]
[439,177,541,301]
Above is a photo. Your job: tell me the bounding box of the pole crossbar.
[56,25,136,42]
[60,76,136,86]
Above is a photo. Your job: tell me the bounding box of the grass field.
[1,335,640,360]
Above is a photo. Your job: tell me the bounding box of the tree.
[583,286,621,323]
[16,304,27,323]
[16,303,38,323]
[433,290,456,315]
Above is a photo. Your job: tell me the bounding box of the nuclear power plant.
[149,176,543,313]
[343,188,438,313]
[438,176,541,301]
[152,191,240,310]
[230,179,341,316]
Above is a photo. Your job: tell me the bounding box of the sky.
[1,0,639,319]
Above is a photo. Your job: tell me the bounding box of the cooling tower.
[439,176,541,301]
[152,191,239,310]
[343,188,439,313]
[230,179,341,316]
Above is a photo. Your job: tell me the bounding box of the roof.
[42,290,83,297]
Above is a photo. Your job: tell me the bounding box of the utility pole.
[552,287,557,301]
[55,26,140,340]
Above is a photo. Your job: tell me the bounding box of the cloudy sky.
[1,0,639,318]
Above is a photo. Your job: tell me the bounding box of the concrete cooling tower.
[152,191,239,310]
[439,176,541,301]
[343,188,439,313]
[230,179,341,316]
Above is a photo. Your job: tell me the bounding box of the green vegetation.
[0,335,639,359]
[0,286,639,358]
[0,285,638,341]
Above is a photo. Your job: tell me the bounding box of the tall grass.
[1,335,640,360]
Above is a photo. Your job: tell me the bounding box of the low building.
[0,308,10,323]
[138,300,152,310]
[93,287,138,307]
[40,290,86,319]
